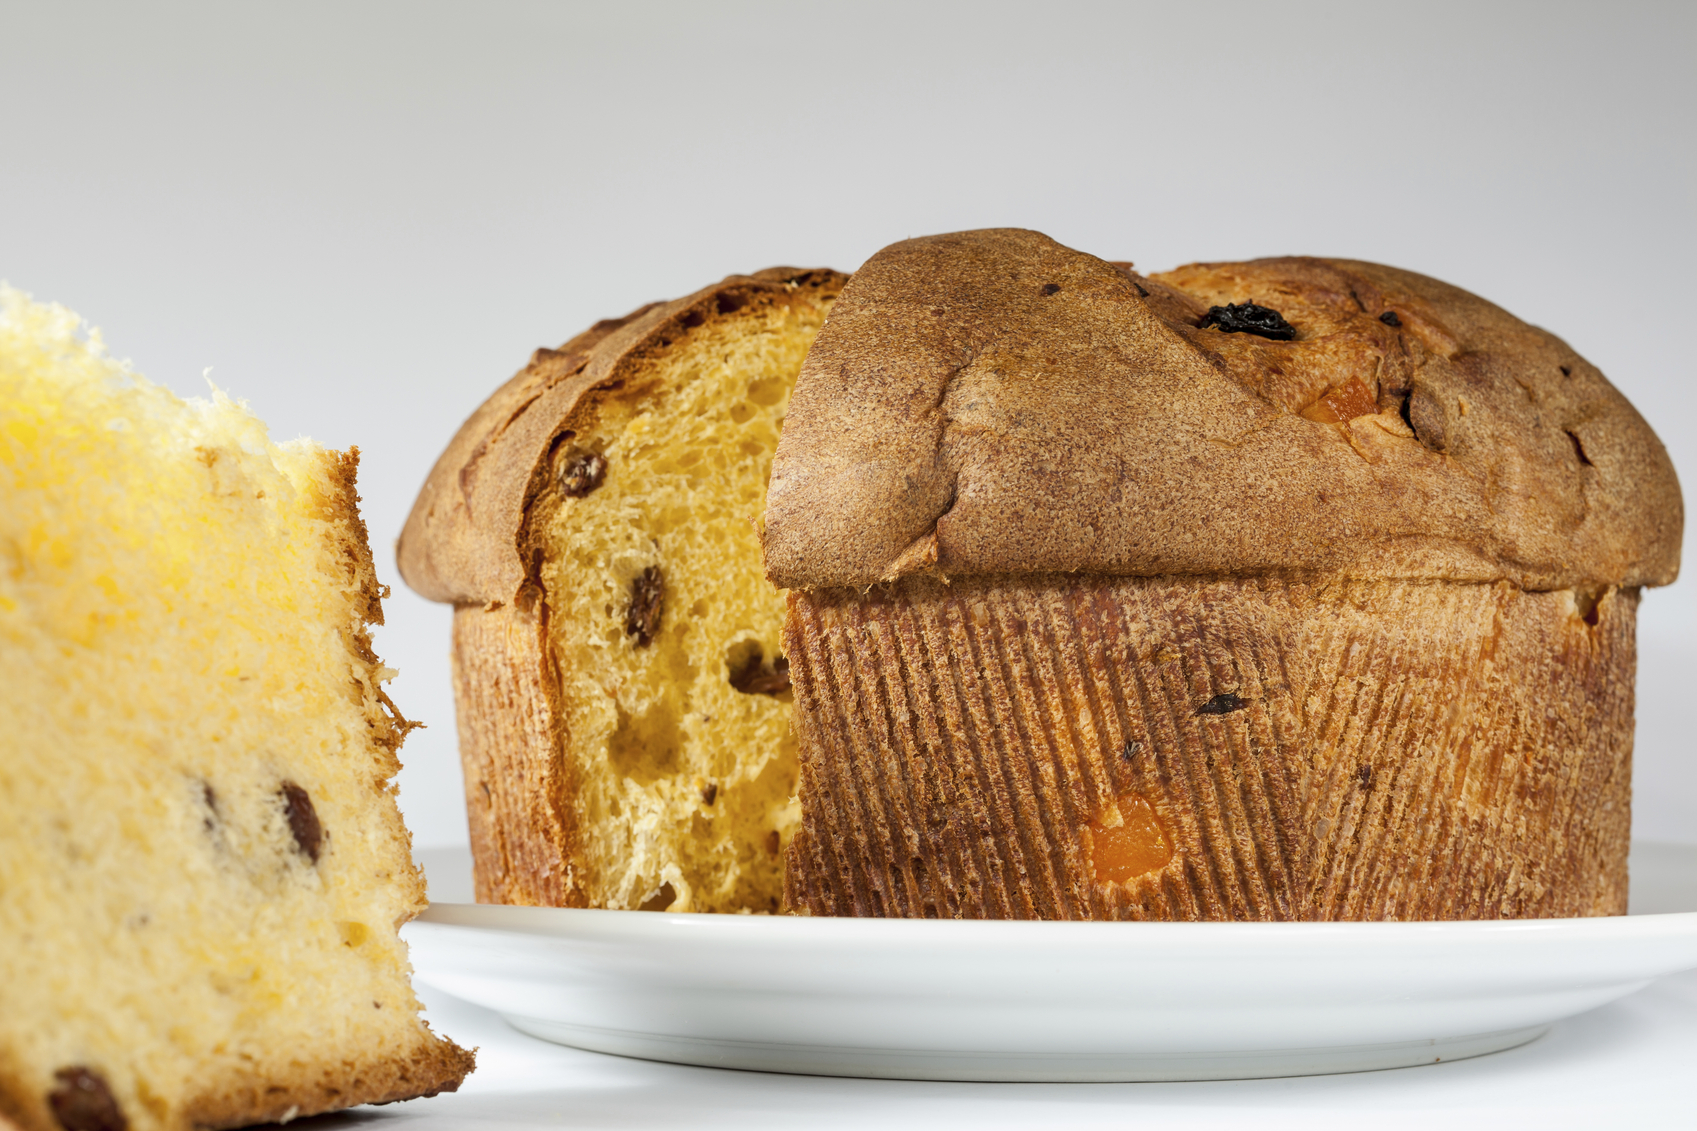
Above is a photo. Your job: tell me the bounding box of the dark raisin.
[1195,693,1247,716]
[679,308,706,328]
[558,451,608,498]
[730,653,791,696]
[280,782,323,863]
[1198,303,1296,341]
[1379,311,1402,327]
[638,883,677,911]
[701,782,718,806]
[1560,365,1573,377]
[765,830,782,856]
[1357,764,1374,791]
[625,566,664,647]
[716,292,747,315]
[49,1068,127,1131]
[1041,283,1061,296]
[201,781,218,832]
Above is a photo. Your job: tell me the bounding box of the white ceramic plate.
[404,842,1697,1082]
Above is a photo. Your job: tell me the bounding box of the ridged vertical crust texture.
[782,575,1634,921]
[451,603,586,907]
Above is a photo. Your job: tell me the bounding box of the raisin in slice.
[1379,311,1402,327]
[280,781,323,863]
[49,1068,127,1131]
[558,451,608,498]
[1198,302,1296,341]
[625,566,664,647]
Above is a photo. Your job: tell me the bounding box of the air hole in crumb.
[1574,588,1603,627]
[727,642,791,696]
[1560,365,1572,377]
[679,309,706,329]
[638,883,677,912]
[1379,311,1402,327]
[746,376,786,406]
[716,292,747,314]
[608,699,682,785]
[1565,429,1592,466]
[1119,740,1141,763]
[766,830,782,856]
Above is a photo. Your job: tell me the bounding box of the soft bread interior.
[0,288,467,1131]
[536,297,829,913]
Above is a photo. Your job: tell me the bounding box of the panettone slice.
[0,288,472,1131]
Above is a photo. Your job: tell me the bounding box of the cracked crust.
[762,229,1681,592]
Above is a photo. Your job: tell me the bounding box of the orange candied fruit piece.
[1088,794,1173,884]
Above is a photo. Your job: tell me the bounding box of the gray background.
[3,0,1691,848]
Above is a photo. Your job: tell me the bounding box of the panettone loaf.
[400,268,845,912]
[0,287,472,1131]
[764,229,1681,920]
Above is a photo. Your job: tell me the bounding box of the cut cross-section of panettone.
[0,287,473,1131]
[399,267,845,913]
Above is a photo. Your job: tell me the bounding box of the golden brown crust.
[182,1034,475,1129]
[0,1035,472,1130]
[762,229,1681,592]
[451,602,587,907]
[782,573,1634,920]
[399,268,848,607]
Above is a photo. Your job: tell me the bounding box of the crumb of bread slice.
[531,294,824,913]
[0,286,472,1131]
[400,269,844,913]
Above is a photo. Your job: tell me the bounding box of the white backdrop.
[3,0,1691,848]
